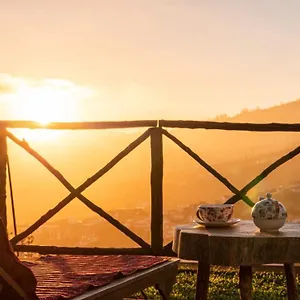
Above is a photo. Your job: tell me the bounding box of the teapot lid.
[259,192,274,201]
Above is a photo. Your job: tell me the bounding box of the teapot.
[251,193,287,232]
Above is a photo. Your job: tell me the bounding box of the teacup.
[196,204,234,223]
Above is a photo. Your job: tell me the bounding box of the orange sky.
[2,1,300,232]
[1,1,300,122]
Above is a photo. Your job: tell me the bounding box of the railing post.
[0,127,7,227]
[150,127,163,255]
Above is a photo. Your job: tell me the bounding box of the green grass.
[130,267,299,299]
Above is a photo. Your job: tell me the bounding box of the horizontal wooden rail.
[1,120,300,132]
[13,245,153,255]
[0,120,158,130]
[159,120,300,132]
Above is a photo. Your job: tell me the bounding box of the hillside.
[162,98,300,212]
[169,99,300,163]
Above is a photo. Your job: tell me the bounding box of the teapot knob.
[266,192,272,199]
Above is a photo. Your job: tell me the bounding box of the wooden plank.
[284,263,299,300]
[3,119,300,132]
[160,120,300,132]
[150,127,163,255]
[72,259,179,300]
[13,245,152,255]
[10,129,151,245]
[1,120,157,129]
[0,128,7,226]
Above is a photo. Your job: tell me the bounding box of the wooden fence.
[0,120,300,256]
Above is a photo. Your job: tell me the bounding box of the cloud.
[0,74,96,122]
[0,73,94,103]
[0,82,15,94]
[0,74,24,95]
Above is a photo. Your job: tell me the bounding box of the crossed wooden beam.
[8,129,152,248]
[6,127,300,248]
[162,129,300,207]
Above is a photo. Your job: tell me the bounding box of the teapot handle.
[196,209,204,221]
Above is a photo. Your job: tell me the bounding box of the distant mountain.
[214,99,300,123]
[168,99,300,164]
[161,99,300,215]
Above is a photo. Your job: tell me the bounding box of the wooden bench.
[0,218,179,300]
[1,255,179,300]
[72,258,179,300]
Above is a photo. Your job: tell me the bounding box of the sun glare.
[6,78,94,141]
[14,85,79,125]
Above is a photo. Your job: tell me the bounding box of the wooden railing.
[0,120,300,256]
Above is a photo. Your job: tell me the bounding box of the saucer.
[194,218,241,227]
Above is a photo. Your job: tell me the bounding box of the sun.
[6,78,94,141]
[13,85,79,125]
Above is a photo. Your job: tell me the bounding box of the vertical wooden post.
[284,263,299,300]
[150,127,163,255]
[239,265,253,300]
[0,128,7,227]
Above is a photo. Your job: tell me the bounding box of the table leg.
[284,263,299,300]
[239,265,252,300]
[155,271,177,300]
[195,261,210,300]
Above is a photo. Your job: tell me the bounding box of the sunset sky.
[1,0,300,122]
[2,0,300,229]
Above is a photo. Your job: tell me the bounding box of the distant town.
[16,184,300,248]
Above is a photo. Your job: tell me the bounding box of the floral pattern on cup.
[196,204,234,223]
[251,193,287,220]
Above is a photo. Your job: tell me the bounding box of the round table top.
[173,220,300,266]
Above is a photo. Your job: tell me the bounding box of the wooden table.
[173,220,300,300]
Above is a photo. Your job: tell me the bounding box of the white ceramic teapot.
[251,192,287,232]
